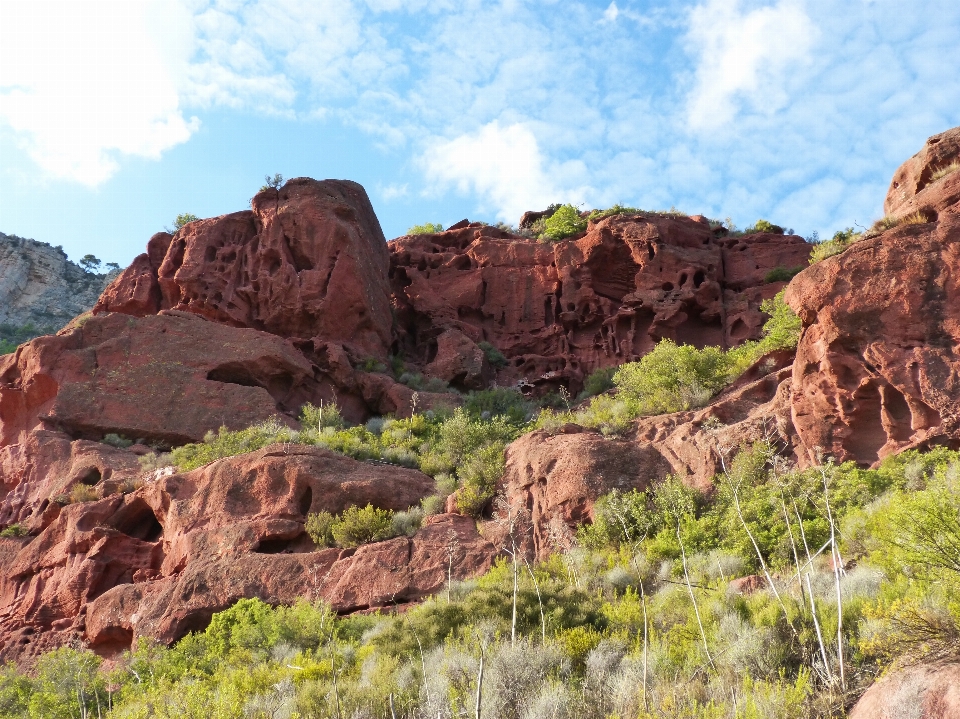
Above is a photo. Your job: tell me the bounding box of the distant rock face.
[885,126,960,217]
[0,444,494,661]
[0,233,116,331]
[95,179,393,359]
[389,215,811,393]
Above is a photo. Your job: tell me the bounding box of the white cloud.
[0,0,199,185]
[685,0,817,130]
[420,121,591,223]
[602,2,620,22]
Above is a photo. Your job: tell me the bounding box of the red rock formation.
[96,179,393,359]
[389,215,810,392]
[0,445,494,661]
[885,126,960,217]
[490,354,797,558]
[786,213,960,466]
[848,663,960,719]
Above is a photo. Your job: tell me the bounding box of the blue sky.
[1,0,958,267]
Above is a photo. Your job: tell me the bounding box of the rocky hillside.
[0,233,117,337]
[3,129,960,716]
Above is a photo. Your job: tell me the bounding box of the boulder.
[95,179,393,359]
[849,663,960,719]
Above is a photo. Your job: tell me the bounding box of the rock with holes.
[848,663,960,719]
[389,215,810,393]
[786,211,960,467]
[95,178,393,359]
[0,445,492,661]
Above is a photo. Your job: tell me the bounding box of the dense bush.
[542,204,587,241]
[745,219,784,234]
[407,222,444,235]
[579,366,616,399]
[477,340,507,367]
[764,265,803,283]
[809,227,861,263]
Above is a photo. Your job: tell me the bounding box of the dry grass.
[931,161,960,182]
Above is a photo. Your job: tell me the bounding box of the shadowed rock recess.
[2,127,960,716]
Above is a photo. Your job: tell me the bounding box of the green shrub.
[102,433,134,448]
[259,173,283,192]
[587,204,639,221]
[764,265,803,283]
[305,510,336,547]
[407,222,444,235]
[745,219,784,234]
[478,340,507,367]
[542,204,587,241]
[455,442,507,516]
[330,504,395,548]
[173,213,200,230]
[0,322,52,355]
[613,340,730,415]
[0,524,27,538]
[809,227,862,264]
[463,387,533,424]
[69,484,98,504]
[579,366,616,399]
[300,402,346,431]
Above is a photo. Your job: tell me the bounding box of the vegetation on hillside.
[0,322,55,355]
[4,443,959,717]
[407,223,444,235]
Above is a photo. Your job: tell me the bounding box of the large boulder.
[390,215,810,393]
[95,179,393,359]
[0,445,494,661]
[849,663,960,719]
[885,126,960,218]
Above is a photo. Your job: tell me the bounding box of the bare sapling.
[819,461,846,692]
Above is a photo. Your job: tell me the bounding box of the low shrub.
[300,402,345,431]
[587,204,639,222]
[478,340,507,367]
[764,265,803,283]
[69,484,98,504]
[0,321,53,355]
[305,510,336,547]
[745,219,784,234]
[579,366,616,399]
[102,433,134,449]
[0,524,27,538]
[809,227,861,263]
[542,204,587,241]
[331,504,395,548]
[407,222,444,235]
[463,387,534,425]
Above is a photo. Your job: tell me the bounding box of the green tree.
[260,173,284,191]
[79,254,101,273]
[542,204,587,241]
[174,213,200,230]
[407,222,444,235]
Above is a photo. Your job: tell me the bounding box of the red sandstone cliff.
[3,128,960,674]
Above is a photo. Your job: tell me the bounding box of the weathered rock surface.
[0,233,116,332]
[885,126,960,217]
[491,353,797,558]
[96,179,393,359]
[848,663,960,719]
[390,215,810,392]
[786,212,960,467]
[0,445,494,661]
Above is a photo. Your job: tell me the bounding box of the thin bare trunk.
[678,524,716,672]
[522,555,546,642]
[780,492,805,604]
[475,642,485,719]
[805,572,833,683]
[730,481,796,635]
[641,580,649,712]
[821,467,845,691]
[511,542,518,647]
[389,692,397,719]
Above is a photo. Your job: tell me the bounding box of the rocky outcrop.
[491,352,797,558]
[0,445,494,661]
[848,663,960,719]
[390,214,810,393]
[786,212,960,467]
[0,233,116,333]
[96,179,393,359]
[885,126,960,217]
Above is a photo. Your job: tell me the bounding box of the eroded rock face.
[491,355,798,558]
[0,445,494,661]
[848,663,960,719]
[786,214,960,466]
[885,126,960,217]
[96,179,393,359]
[390,215,810,393]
